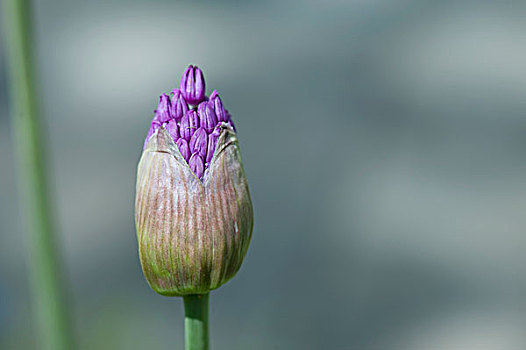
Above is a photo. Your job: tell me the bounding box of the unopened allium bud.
[176,138,190,162]
[157,93,172,123]
[166,119,179,141]
[180,110,199,141]
[209,90,227,122]
[180,65,206,105]
[135,66,253,296]
[206,126,220,164]
[190,127,208,159]
[170,89,188,121]
[189,152,205,179]
[197,101,217,133]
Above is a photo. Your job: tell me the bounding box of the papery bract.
[135,126,253,296]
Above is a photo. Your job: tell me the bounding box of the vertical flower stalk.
[136,65,253,350]
[184,294,209,350]
[1,0,74,349]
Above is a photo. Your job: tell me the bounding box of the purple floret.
[190,127,208,159]
[206,126,220,164]
[170,89,188,121]
[180,110,199,141]
[189,152,204,179]
[157,93,172,123]
[166,119,179,141]
[180,65,206,105]
[176,138,190,162]
[197,102,217,133]
[209,90,227,122]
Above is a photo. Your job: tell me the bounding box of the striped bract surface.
[135,127,253,296]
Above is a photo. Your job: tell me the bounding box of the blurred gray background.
[1,0,526,349]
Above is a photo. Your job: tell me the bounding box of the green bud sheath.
[135,126,253,296]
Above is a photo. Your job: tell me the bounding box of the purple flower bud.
[209,90,227,122]
[136,66,252,296]
[166,119,179,142]
[189,127,208,159]
[180,65,206,105]
[197,101,218,133]
[206,127,220,164]
[170,89,188,121]
[157,93,172,123]
[209,90,218,101]
[189,152,204,179]
[176,138,190,162]
[180,110,200,141]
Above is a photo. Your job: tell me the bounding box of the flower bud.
[189,152,205,179]
[197,101,217,133]
[209,90,227,122]
[206,126,220,164]
[135,125,253,296]
[180,110,200,141]
[136,66,251,296]
[189,127,208,159]
[176,138,190,162]
[157,93,172,123]
[166,119,179,141]
[180,65,206,105]
[170,89,188,121]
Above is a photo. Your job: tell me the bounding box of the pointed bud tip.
[180,65,206,105]
[157,93,172,123]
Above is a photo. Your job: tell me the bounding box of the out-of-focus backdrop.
[1,0,526,349]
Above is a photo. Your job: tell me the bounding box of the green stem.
[1,0,73,349]
[184,294,210,350]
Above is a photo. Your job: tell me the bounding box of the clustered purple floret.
[144,65,235,179]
